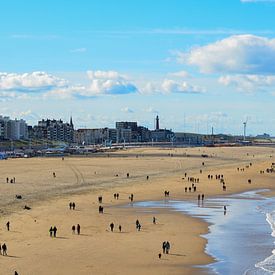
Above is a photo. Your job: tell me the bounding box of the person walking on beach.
[53,226,57,237]
[69,202,72,210]
[77,224,81,235]
[72,202,76,210]
[153,217,156,224]
[49,226,53,237]
[166,241,170,254]
[6,221,10,231]
[110,222,114,232]
[224,205,227,215]
[202,194,205,201]
[6,177,9,183]
[72,225,75,234]
[136,219,140,229]
[2,243,7,256]
[162,241,166,253]
[119,225,122,232]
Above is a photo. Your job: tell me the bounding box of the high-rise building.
[0,116,28,140]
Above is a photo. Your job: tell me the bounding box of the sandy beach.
[1,146,275,275]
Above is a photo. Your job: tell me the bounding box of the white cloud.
[142,79,203,94]
[43,85,87,99]
[177,35,275,74]
[219,74,275,93]
[0,70,203,100]
[86,70,137,95]
[0,71,67,92]
[168,70,190,78]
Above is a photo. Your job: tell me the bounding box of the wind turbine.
[243,117,248,141]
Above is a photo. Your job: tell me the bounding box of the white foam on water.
[255,211,275,274]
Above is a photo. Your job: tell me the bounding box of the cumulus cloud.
[86,70,137,95]
[177,35,275,74]
[142,79,203,94]
[0,70,202,100]
[0,70,138,99]
[219,74,275,93]
[0,71,67,93]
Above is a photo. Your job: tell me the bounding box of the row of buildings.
[2,115,235,146]
[0,116,28,140]
[1,115,175,144]
[74,116,174,145]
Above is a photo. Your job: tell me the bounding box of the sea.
[132,190,275,275]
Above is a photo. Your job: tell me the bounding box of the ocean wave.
[255,211,275,274]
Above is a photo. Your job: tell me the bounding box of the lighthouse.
[156,115,159,130]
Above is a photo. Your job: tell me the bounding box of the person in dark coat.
[77,224,81,235]
[53,226,57,237]
[2,243,7,256]
[6,221,10,231]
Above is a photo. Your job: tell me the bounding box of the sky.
[1,0,275,135]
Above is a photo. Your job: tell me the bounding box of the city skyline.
[1,1,275,135]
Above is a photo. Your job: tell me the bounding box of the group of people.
[49,226,57,237]
[0,243,8,255]
[69,202,76,210]
[113,193,119,200]
[197,194,205,201]
[72,224,81,235]
[6,177,16,184]
[109,222,122,232]
[161,241,171,255]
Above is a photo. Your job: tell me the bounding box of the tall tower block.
[156,115,159,130]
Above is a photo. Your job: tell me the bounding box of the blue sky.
[1,0,275,135]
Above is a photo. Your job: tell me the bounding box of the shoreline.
[0,146,275,274]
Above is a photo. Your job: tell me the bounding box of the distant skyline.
[1,0,275,135]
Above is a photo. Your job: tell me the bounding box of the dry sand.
[0,146,275,275]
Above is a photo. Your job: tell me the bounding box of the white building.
[0,116,28,140]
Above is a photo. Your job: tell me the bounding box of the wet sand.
[0,146,275,274]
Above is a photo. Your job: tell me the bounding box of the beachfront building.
[0,116,28,140]
[150,116,174,142]
[115,121,151,142]
[74,128,110,145]
[32,118,74,143]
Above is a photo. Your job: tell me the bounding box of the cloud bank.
[177,35,275,74]
[0,71,67,92]
[219,74,275,93]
